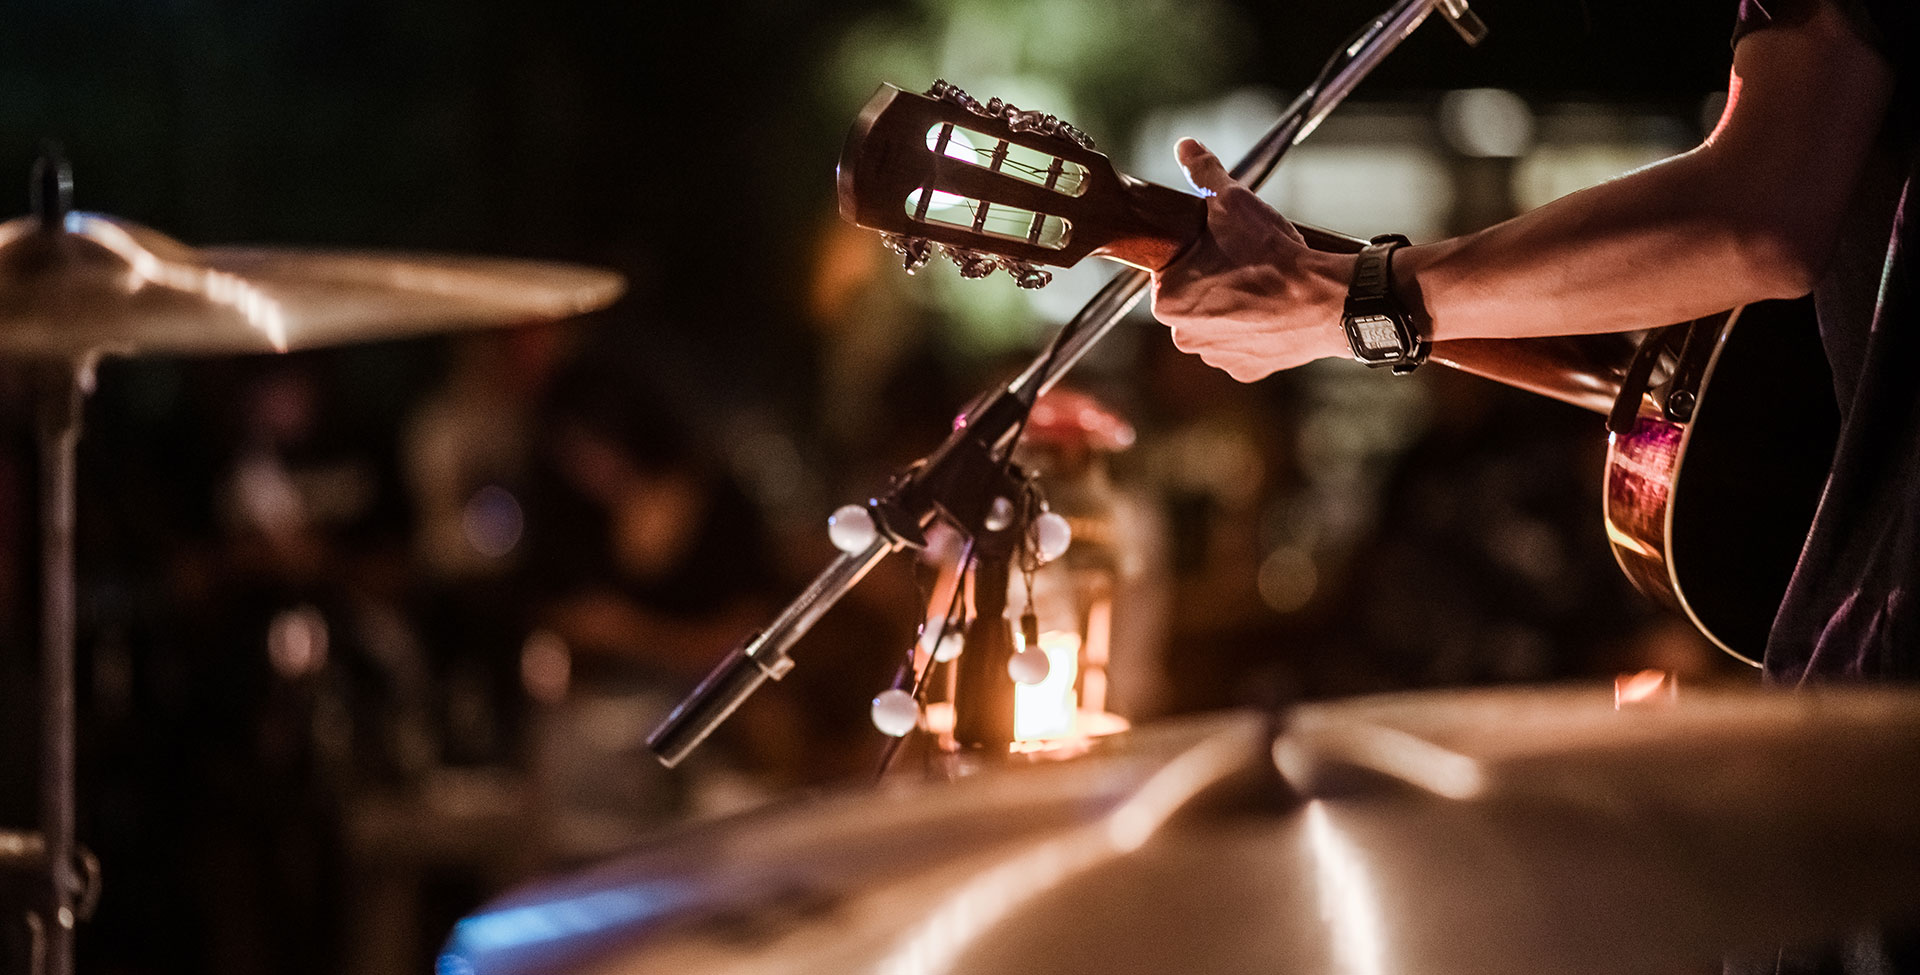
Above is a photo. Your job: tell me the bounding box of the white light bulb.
[1008,647,1050,685]
[1033,511,1072,562]
[935,632,965,662]
[828,504,877,553]
[871,689,921,737]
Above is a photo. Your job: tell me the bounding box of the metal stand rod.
[1007,0,1471,405]
[649,0,1484,767]
[648,537,895,767]
[33,357,91,975]
[951,547,1017,750]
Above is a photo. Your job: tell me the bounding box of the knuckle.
[1149,290,1183,322]
[1217,183,1254,204]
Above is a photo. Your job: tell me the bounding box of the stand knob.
[870,689,920,737]
[1008,646,1050,685]
[828,505,878,553]
[1032,511,1072,562]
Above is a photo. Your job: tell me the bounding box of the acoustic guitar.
[836,82,1837,665]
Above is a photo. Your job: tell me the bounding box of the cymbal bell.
[0,212,625,360]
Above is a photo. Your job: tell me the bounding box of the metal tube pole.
[1009,0,1450,402]
[34,357,90,975]
[648,537,896,766]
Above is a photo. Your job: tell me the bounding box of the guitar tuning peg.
[883,234,934,274]
[1006,263,1051,289]
[945,245,999,279]
[918,81,1095,150]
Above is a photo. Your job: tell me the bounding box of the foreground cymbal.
[0,212,625,359]
[440,684,1920,975]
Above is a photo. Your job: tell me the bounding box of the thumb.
[1177,138,1233,197]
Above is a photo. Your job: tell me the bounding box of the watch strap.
[1342,233,1427,374]
[1349,233,1408,304]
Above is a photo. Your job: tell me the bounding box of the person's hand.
[1150,139,1355,381]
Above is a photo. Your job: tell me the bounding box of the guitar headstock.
[837,82,1204,289]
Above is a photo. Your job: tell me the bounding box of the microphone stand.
[647,0,1487,768]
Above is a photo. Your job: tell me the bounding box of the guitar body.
[1603,297,1838,665]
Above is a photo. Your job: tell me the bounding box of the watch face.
[1349,314,1404,357]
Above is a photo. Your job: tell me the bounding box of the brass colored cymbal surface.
[0,213,625,359]
[442,685,1920,975]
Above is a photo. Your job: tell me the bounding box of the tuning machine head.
[883,233,935,273]
[880,233,1053,289]
[924,80,1095,152]
[840,76,1122,287]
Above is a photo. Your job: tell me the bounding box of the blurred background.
[0,1,1760,972]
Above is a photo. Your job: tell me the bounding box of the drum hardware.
[0,146,624,975]
[1,828,102,975]
[647,0,1489,772]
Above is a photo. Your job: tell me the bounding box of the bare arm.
[1152,0,1892,381]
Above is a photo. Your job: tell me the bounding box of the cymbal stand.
[647,0,1488,769]
[11,150,103,975]
[26,356,95,975]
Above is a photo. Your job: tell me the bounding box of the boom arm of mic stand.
[1008,0,1480,401]
[649,537,895,767]
[648,0,1485,768]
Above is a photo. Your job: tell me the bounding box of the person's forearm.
[1398,2,1889,344]
[1402,149,1796,342]
[1149,0,1889,380]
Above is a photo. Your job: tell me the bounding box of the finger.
[1148,270,1195,326]
[1176,139,1234,198]
[1217,187,1307,248]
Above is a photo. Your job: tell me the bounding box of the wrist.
[1390,246,1432,344]
[1306,249,1361,361]
[1340,234,1429,374]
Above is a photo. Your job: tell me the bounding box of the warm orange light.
[1014,630,1081,742]
[1081,599,1112,714]
[1006,711,1132,757]
[1615,669,1677,708]
[922,701,957,736]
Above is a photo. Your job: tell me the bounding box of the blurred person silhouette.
[514,343,801,853]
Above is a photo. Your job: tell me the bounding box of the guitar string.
[958,145,1086,190]
[943,201,1064,241]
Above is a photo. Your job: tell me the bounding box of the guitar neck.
[1085,175,1209,271]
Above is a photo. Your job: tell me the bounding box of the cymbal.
[440,684,1920,975]
[0,212,625,359]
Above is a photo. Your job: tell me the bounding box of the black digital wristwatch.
[1341,233,1429,375]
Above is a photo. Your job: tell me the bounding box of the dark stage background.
[0,2,1757,973]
